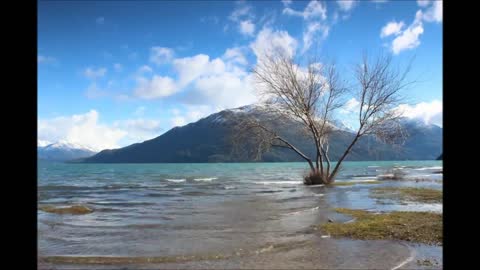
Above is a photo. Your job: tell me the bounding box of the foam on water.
[193,177,217,182]
[165,179,186,183]
[254,181,301,185]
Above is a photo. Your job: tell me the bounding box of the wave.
[308,184,324,188]
[193,177,217,182]
[165,179,186,183]
[413,166,442,171]
[284,206,320,216]
[224,185,236,190]
[254,181,300,185]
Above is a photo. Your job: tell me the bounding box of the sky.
[38,0,443,151]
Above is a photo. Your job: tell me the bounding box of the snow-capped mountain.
[38,141,97,161]
[80,103,442,163]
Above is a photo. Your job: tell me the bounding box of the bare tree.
[230,52,411,185]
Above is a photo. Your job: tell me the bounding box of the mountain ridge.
[78,104,442,163]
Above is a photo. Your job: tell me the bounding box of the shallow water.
[38,160,442,268]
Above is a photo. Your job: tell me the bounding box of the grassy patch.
[371,187,442,203]
[39,205,94,215]
[318,208,442,245]
[332,180,381,186]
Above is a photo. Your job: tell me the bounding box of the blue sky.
[38,0,442,151]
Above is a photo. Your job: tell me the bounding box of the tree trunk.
[328,134,361,183]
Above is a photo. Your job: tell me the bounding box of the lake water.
[38,160,442,269]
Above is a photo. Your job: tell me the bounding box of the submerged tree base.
[303,170,333,185]
[317,208,442,245]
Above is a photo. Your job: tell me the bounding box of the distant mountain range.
[78,104,442,163]
[38,141,97,161]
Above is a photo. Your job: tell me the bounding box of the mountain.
[437,153,442,160]
[38,141,97,161]
[80,104,442,163]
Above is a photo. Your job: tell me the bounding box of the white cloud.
[149,47,174,65]
[380,21,405,37]
[417,0,430,7]
[173,54,226,86]
[38,110,127,151]
[250,27,298,61]
[171,116,187,127]
[395,100,442,127]
[113,63,123,72]
[240,20,255,36]
[222,47,248,66]
[134,75,178,99]
[189,72,257,109]
[282,0,292,6]
[38,140,52,147]
[345,98,361,112]
[229,4,252,22]
[38,55,56,64]
[337,0,357,12]
[138,65,153,74]
[84,67,107,80]
[391,11,424,54]
[114,118,163,144]
[96,17,105,24]
[283,0,327,21]
[381,1,441,55]
[302,22,329,53]
[169,105,218,128]
[422,0,442,23]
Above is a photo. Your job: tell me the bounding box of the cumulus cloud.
[228,2,256,37]
[134,75,178,99]
[380,21,405,37]
[240,20,255,36]
[391,11,424,54]
[381,1,441,55]
[417,0,430,7]
[395,100,442,127]
[113,118,163,144]
[38,110,168,150]
[149,47,174,65]
[169,105,218,128]
[422,0,442,23]
[173,54,225,86]
[250,27,298,61]
[337,0,357,12]
[302,22,329,53]
[188,72,257,109]
[339,98,361,114]
[38,110,127,151]
[283,0,327,21]
[84,67,107,80]
[222,47,248,66]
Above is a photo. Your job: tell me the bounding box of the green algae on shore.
[370,187,442,203]
[332,180,381,186]
[39,205,94,215]
[318,208,442,245]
